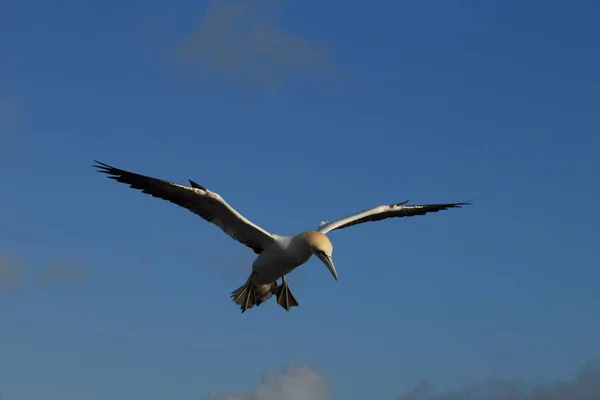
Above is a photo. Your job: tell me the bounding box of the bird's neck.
[286,235,312,257]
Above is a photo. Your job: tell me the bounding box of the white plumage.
[94,161,472,313]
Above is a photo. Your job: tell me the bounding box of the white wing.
[94,161,275,254]
[317,200,472,234]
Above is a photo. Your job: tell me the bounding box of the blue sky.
[1,0,599,399]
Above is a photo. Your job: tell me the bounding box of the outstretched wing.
[94,160,275,254]
[317,200,472,234]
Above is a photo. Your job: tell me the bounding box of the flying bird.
[93,160,472,313]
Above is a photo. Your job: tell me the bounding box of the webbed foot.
[231,272,258,313]
[276,275,299,311]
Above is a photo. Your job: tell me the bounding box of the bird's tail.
[230,272,275,312]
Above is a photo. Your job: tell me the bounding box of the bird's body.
[230,231,332,310]
[93,160,472,313]
[252,234,314,283]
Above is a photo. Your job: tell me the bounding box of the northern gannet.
[93,161,472,313]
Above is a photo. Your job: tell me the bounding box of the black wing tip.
[92,160,121,177]
[391,200,410,207]
[458,199,475,206]
[443,200,474,209]
[92,159,110,168]
[92,160,110,171]
[395,199,474,208]
[188,179,207,191]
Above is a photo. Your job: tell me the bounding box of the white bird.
[93,161,472,313]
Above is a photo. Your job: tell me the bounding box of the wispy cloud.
[0,254,26,288]
[395,360,600,400]
[210,364,334,400]
[35,260,89,285]
[0,254,89,292]
[176,0,335,88]
[210,361,600,400]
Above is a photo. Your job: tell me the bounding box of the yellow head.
[301,231,338,280]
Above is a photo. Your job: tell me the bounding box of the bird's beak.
[315,252,338,281]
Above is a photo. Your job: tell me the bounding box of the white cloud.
[177,0,334,87]
[35,260,89,285]
[211,364,336,400]
[210,361,600,400]
[0,254,26,288]
[403,360,600,400]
